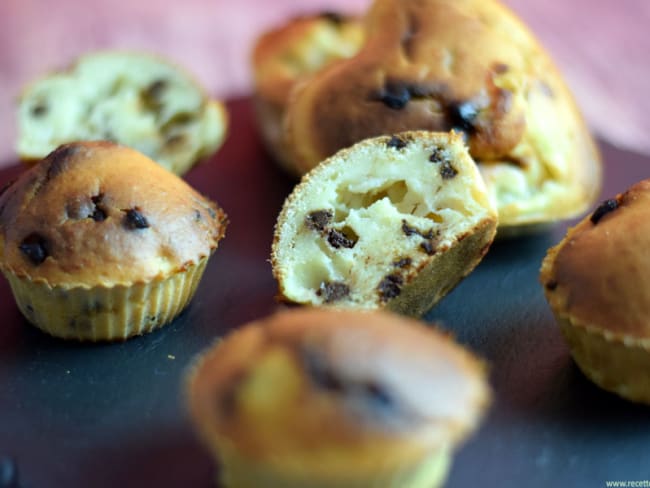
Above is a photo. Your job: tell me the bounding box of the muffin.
[0,141,227,341]
[252,12,364,174]
[540,179,650,404]
[17,51,228,176]
[187,308,490,488]
[272,131,497,317]
[256,0,601,232]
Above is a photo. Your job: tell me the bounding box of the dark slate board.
[1,98,649,488]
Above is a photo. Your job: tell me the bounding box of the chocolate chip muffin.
[0,141,227,341]
[258,0,601,232]
[272,131,497,317]
[187,308,490,488]
[540,179,650,404]
[17,51,228,176]
[252,12,364,175]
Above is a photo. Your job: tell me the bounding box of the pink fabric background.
[1,0,648,167]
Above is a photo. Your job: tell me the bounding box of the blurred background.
[1,0,648,167]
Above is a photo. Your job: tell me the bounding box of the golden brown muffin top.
[283,0,600,228]
[541,179,650,338]
[0,141,226,287]
[188,308,489,459]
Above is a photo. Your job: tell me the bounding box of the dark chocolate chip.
[89,195,106,222]
[590,199,619,225]
[327,229,356,249]
[429,147,444,164]
[207,207,217,219]
[303,350,344,393]
[402,220,434,239]
[19,233,49,265]
[26,304,34,313]
[393,257,412,268]
[124,208,150,230]
[145,79,168,100]
[31,103,48,117]
[378,274,403,302]
[364,382,394,410]
[493,62,510,74]
[165,134,186,147]
[44,144,78,181]
[386,135,408,150]
[0,457,19,488]
[420,240,437,255]
[439,161,458,179]
[545,281,558,291]
[378,82,411,110]
[319,11,344,24]
[316,281,350,303]
[447,100,479,134]
[194,209,202,222]
[305,210,333,232]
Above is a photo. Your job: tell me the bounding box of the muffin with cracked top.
[0,141,227,341]
[187,308,490,488]
[541,179,650,404]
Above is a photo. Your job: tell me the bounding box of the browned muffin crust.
[0,141,226,287]
[542,180,650,338]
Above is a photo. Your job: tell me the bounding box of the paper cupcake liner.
[216,441,451,488]
[3,258,208,341]
[558,317,650,404]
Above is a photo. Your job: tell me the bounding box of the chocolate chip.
[0,457,19,488]
[378,274,403,302]
[327,229,356,249]
[420,240,437,255]
[590,199,619,225]
[207,207,217,219]
[145,79,168,100]
[124,208,150,230]
[447,100,479,134]
[493,62,510,74]
[303,350,344,393]
[19,233,49,265]
[31,103,48,117]
[316,281,350,303]
[164,134,186,148]
[305,210,333,233]
[44,144,78,181]
[393,257,412,268]
[378,82,411,110]
[439,161,458,179]
[194,209,202,222]
[402,220,434,239]
[386,135,408,150]
[364,382,394,410]
[89,195,106,222]
[429,147,444,164]
[26,304,34,313]
[319,11,344,24]
[545,281,558,291]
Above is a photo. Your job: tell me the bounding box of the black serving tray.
[1,98,649,487]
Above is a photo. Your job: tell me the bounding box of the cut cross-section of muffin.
[17,51,227,176]
[272,131,497,317]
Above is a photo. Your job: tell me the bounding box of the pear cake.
[17,51,227,176]
[271,131,497,317]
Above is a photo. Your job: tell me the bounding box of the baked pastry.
[252,12,364,174]
[540,179,650,404]
[0,141,227,341]
[272,130,497,317]
[187,308,490,488]
[257,0,601,231]
[17,51,228,176]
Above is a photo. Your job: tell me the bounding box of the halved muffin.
[272,131,497,317]
[17,51,227,175]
